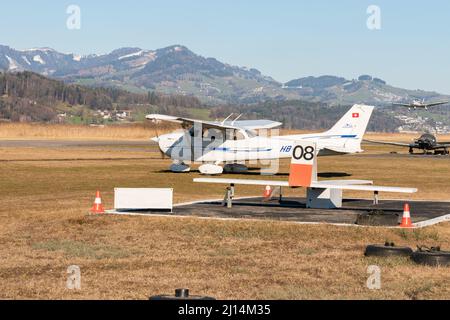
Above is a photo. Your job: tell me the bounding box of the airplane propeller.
[158,149,166,159]
[147,118,167,159]
[150,136,166,159]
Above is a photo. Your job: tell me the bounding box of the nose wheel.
[199,164,223,175]
[170,161,191,173]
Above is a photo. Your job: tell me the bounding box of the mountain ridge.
[1,44,449,106]
[2,70,450,133]
[1,71,406,132]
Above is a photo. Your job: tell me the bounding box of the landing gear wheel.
[170,163,191,173]
[199,164,223,175]
[411,247,450,267]
[365,243,413,257]
[223,164,248,174]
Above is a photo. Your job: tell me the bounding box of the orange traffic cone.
[400,203,413,228]
[90,190,105,214]
[264,186,272,199]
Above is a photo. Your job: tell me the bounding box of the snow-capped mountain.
[0,44,284,104]
[1,44,448,105]
[0,45,82,76]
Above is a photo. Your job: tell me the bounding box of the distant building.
[56,113,67,123]
[115,110,133,121]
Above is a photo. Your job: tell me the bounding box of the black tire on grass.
[411,250,450,267]
[365,243,413,257]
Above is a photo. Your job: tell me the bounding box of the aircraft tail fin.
[323,104,374,152]
[326,104,374,137]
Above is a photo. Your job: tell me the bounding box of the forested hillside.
[0,72,405,132]
[0,71,202,122]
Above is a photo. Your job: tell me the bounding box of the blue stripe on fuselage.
[297,134,358,139]
[208,135,357,153]
[214,147,273,152]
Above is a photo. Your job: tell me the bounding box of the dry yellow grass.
[0,135,449,300]
[0,123,176,141]
[3,122,446,143]
[365,132,450,142]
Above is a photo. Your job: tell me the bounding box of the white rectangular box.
[114,188,173,212]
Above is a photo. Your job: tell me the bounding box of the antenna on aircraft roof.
[221,114,234,125]
[231,114,243,125]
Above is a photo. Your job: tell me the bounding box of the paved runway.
[144,197,450,225]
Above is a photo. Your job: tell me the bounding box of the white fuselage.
[156,130,361,164]
[151,104,374,170]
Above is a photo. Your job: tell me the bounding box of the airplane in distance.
[392,98,449,110]
[147,104,374,175]
[365,133,450,155]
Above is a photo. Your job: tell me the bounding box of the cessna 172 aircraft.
[147,104,374,175]
[393,98,449,110]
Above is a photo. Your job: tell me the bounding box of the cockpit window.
[226,130,247,140]
[235,131,246,140]
[189,127,250,140]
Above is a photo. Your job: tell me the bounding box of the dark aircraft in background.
[392,99,449,110]
[365,133,450,155]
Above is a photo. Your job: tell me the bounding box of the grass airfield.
[0,130,449,300]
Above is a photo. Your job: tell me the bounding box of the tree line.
[0,71,402,131]
[210,100,402,132]
[0,71,202,122]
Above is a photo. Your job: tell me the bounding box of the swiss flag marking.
[352,113,360,118]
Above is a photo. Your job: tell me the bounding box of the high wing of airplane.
[194,141,417,209]
[147,114,282,131]
[364,133,450,155]
[422,101,449,107]
[147,104,374,175]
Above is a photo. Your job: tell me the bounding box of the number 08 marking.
[293,145,315,161]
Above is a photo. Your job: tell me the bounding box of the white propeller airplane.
[147,104,374,175]
[194,141,417,209]
[393,98,449,110]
